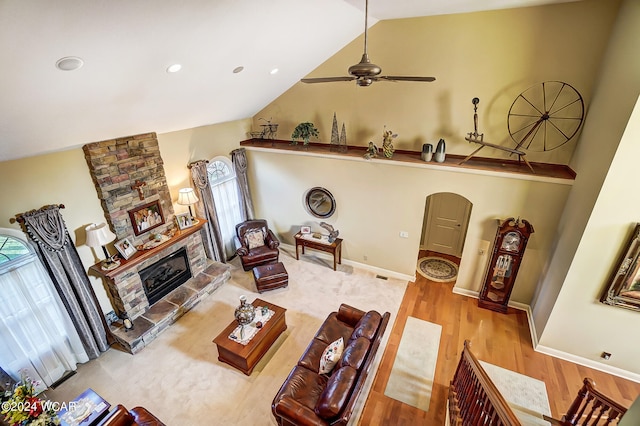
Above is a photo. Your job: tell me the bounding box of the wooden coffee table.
[213,298,286,375]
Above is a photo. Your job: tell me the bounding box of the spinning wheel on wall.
[507,81,585,152]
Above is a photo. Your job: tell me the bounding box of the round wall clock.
[304,187,336,218]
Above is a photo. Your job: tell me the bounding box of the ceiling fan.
[301,0,436,87]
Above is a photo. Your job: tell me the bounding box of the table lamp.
[85,223,117,268]
[177,187,199,220]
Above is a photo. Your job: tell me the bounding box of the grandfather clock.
[478,217,534,313]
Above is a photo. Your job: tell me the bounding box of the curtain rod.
[10,204,66,224]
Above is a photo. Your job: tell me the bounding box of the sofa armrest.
[274,397,327,426]
[98,405,134,426]
[130,406,165,425]
[265,229,280,249]
[336,304,365,327]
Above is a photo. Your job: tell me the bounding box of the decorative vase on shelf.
[421,143,433,162]
[435,138,446,163]
[234,295,255,327]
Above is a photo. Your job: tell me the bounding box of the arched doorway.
[421,192,472,258]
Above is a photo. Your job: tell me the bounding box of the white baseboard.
[278,243,415,282]
[534,344,640,384]
[452,287,639,383]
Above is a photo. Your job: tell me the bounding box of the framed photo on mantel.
[128,200,165,236]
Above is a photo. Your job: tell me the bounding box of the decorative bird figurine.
[320,222,339,243]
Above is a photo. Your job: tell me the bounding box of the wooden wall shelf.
[240,138,576,184]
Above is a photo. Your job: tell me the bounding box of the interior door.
[423,193,471,257]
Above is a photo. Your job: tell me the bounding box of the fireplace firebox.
[140,247,192,305]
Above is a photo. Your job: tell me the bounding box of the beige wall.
[247,149,571,305]
[532,0,640,376]
[256,0,619,165]
[0,118,251,314]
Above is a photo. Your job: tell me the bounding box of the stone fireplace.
[141,247,191,305]
[84,132,229,353]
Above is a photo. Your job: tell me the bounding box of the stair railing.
[448,340,521,425]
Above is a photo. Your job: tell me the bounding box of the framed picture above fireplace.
[129,200,165,236]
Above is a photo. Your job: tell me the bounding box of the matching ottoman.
[253,262,288,293]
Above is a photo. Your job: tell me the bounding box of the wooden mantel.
[89,219,207,280]
[240,138,576,184]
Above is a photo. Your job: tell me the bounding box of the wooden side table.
[294,232,343,271]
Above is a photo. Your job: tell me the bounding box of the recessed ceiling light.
[233,66,244,74]
[167,64,182,73]
[270,68,279,75]
[55,56,84,71]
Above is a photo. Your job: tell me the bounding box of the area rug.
[383,316,442,412]
[480,361,552,425]
[46,250,408,426]
[416,256,459,282]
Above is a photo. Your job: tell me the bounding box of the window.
[0,235,30,265]
[0,229,87,388]
[207,157,244,258]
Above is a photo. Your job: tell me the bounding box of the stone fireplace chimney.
[83,132,175,246]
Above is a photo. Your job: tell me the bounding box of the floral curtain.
[189,160,226,262]
[17,205,110,359]
[230,148,255,220]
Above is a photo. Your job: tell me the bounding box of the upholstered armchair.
[235,219,280,271]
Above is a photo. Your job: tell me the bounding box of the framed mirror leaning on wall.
[601,223,640,312]
[304,187,336,218]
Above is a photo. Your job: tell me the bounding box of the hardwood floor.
[358,250,640,425]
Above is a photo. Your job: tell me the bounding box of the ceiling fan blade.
[379,76,436,82]
[301,76,356,84]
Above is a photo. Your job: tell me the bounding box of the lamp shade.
[85,223,116,248]
[177,187,199,205]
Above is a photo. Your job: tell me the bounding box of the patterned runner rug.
[384,316,442,412]
[416,256,459,282]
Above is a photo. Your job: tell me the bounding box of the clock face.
[501,231,521,252]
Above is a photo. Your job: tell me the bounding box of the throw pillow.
[245,229,265,249]
[319,337,344,375]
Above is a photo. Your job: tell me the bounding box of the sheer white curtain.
[207,157,244,259]
[0,229,88,389]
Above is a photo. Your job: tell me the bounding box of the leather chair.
[235,219,280,271]
[98,404,165,426]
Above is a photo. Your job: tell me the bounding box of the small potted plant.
[291,122,319,146]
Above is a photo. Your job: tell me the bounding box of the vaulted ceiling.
[0,0,579,161]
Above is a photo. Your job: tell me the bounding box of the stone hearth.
[110,261,229,354]
[90,221,230,354]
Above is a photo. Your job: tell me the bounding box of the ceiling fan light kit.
[302,0,435,86]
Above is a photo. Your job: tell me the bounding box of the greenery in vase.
[1,373,59,425]
[291,122,319,146]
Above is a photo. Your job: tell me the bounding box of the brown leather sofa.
[235,219,280,271]
[97,404,165,426]
[272,304,390,426]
